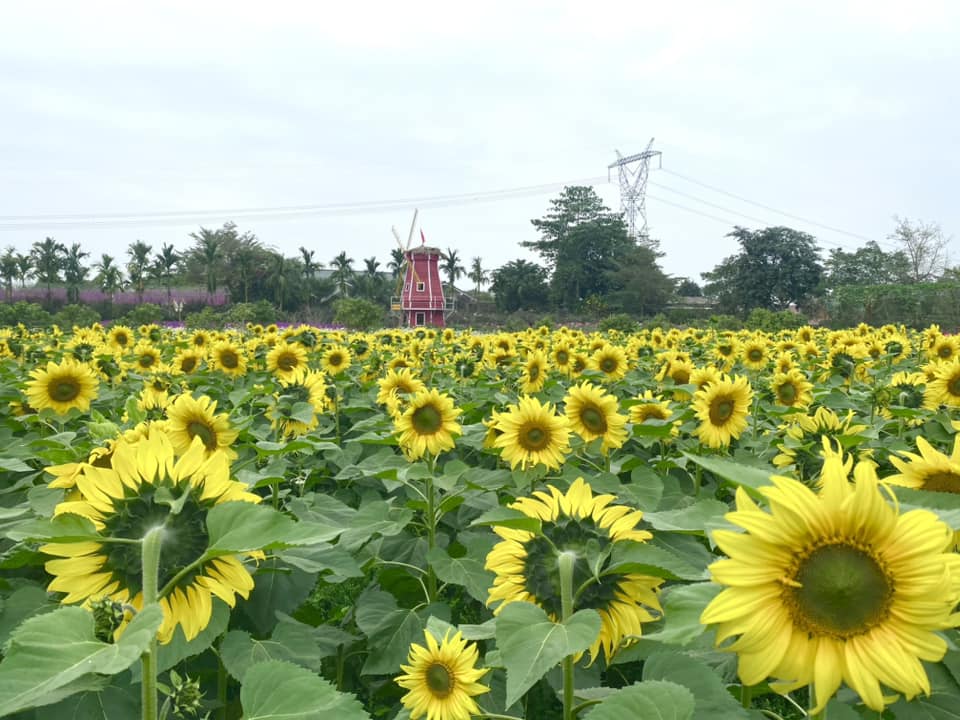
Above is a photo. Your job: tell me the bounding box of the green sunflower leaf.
[495,602,601,707]
[681,453,777,499]
[0,603,163,716]
[426,545,496,604]
[641,583,721,646]
[583,680,695,720]
[606,540,710,581]
[642,651,750,719]
[470,506,542,534]
[240,660,370,720]
[6,513,101,543]
[204,501,343,556]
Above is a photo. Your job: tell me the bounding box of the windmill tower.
[389,210,450,327]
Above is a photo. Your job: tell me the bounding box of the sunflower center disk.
[221,352,239,369]
[425,662,454,698]
[949,376,960,397]
[188,421,217,449]
[788,543,892,638]
[522,425,549,451]
[51,380,80,402]
[777,383,797,404]
[922,471,960,494]
[748,350,763,362]
[556,351,569,364]
[278,354,297,371]
[600,359,617,373]
[412,405,443,434]
[181,358,197,372]
[709,398,734,424]
[580,407,607,434]
[528,365,540,381]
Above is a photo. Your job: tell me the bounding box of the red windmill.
[390,209,452,327]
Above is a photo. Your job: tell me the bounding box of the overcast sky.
[1,1,957,282]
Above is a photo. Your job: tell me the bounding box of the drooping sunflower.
[770,368,813,408]
[25,357,100,415]
[377,367,426,407]
[773,407,870,478]
[925,358,960,408]
[589,344,628,382]
[485,478,663,663]
[210,341,248,377]
[888,435,960,494]
[165,393,238,460]
[492,396,572,471]
[700,448,960,714]
[42,429,262,644]
[691,375,752,448]
[394,388,462,460]
[321,344,352,375]
[266,341,309,383]
[563,381,628,454]
[268,369,328,438]
[396,629,489,720]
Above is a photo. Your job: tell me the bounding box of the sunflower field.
[1,320,960,720]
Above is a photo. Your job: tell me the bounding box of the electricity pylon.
[608,138,662,242]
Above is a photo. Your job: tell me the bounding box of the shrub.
[121,304,165,327]
[599,313,639,333]
[53,304,100,329]
[332,298,384,331]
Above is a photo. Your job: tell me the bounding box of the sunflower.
[519,350,549,394]
[394,388,462,460]
[211,341,248,377]
[42,429,261,644]
[165,393,238,460]
[741,337,769,371]
[266,341,308,382]
[692,375,752,449]
[774,407,870,478]
[25,357,99,415]
[107,325,134,352]
[321,344,352,375]
[925,358,960,408]
[700,448,960,714]
[396,629,489,720]
[629,390,673,424]
[492,396,572,471]
[550,340,575,376]
[563,381,628,454]
[138,376,172,412]
[888,435,960,494]
[268,369,328,438]
[376,367,426,407]
[171,348,204,375]
[589,344,628,382]
[928,335,958,363]
[770,368,813,408]
[189,330,210,350]
[485,478,663,663]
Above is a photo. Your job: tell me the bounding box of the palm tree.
[388,247,406,278]
[31,236,66,305]
[268,252,290,312]
[151,243,181,305]
[127,240,152,305]
[440,247,465,290]
[468,256,488,294]
[228,236,262,304]
[63,243,90,304]
[15,253,32,288]
[94,254,124,311]
[189,228,223,301]
[0,248,19,301]
[299,247,320,311]
[329,252,354,298]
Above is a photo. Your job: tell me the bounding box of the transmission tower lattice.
[608,138,662,242]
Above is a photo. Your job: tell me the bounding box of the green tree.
[440,248,466,289]
[468,256,488,293]
[299,246,319,311]
[151,243,181,305]
[332,297,384,330]
[701,226,823,315]
[267,252,290,312]
[525,186,633,309]
[94,254,124,310]
[63,243,90,305]
[675,278,702,297]
[605,244,674,317]
[126,240,152,304]
[31,236,66,305]
[330,252,354,298]
[0,248,19,301]
[188,225,234,300]
[15,252,32,288]
[490,259,549,312]
[824,241,911,288]
[225,234,264,305]
[354,257,389,304]
[388,247,405,278]
[889,216,949,283]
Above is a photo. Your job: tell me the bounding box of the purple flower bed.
[8,287,228,306]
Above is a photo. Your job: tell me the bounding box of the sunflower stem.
[558,550,577,720]
[740,683,752,709]
[141,526,164,720]
[425,456,438,603]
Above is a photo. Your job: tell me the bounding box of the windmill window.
[415,312,425,326]
[404,282,410,292]
[416,282,425,292]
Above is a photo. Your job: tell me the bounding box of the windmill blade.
[391,226,405,251]
[405,209,419,250]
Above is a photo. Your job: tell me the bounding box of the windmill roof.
[407,245,443,255]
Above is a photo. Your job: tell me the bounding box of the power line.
[658,167,896,249]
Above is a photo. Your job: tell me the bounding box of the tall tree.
[889,216,950,283]
[468,256,488,294]
[330,252,354,298]
[94,254,124,311]
[268,252,289,312]
[388,247,406,278]
[226,234,264,305]
[701,226,823,315]
[490,259,549,312]
[298,247,319,311]
[151,244,181,305]
[188,226,231,301]
[63,243,90,304]
[605,244,674,317]
[440,248,466,289]
[31,236,66,305]
[526,186,634,309]
[0,248,19,301]
[126,240,152,305]
[14,253,32,288]
[824,241,911,288]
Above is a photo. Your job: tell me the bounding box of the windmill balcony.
[390,296,455,311]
